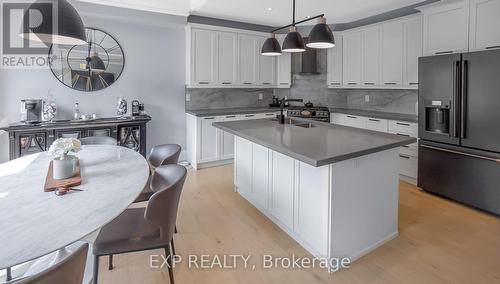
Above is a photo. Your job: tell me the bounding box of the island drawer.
[389,120,417,137]
[398,154,417,178]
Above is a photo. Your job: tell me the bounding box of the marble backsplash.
[185,88,274,110]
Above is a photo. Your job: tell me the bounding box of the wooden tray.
[44,160,82,192]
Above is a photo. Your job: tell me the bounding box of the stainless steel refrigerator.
[418,49,500,216]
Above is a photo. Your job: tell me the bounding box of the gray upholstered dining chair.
[11,243,88,284]
[134,144,182,203]
[92,164,187,284]
[80,136,118,146]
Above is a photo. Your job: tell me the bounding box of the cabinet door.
[270,151,295,230]
[238,35,258,85]
[235,137,253,197]
[422,1,469,55]
[217,32,237,86]
[343,32,362,87]
[192,28,216,86]
[344,115,366,128]
[381,22,404,86]
[258,37,276,86]
[199,116,220,162]
[327,35,343,87]
[220,115,241,160]
[404,16,423,87]
[469,0,500,51]
[362,27,381,86]
[331,113,345,125]
[251,143,269,209]
[276,35,292,88]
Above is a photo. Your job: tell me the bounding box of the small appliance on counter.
[132,100,140,116]
[21,99,43,124]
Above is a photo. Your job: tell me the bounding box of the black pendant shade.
[282,27,305,53]
[307,17,335,48]
[87,52,106,73]
[261,34,282,56]
[19,0,86,45]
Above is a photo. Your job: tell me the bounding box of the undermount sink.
[294,123,316,129]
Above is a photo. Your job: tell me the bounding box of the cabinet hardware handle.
[399,154,411,159]
[364,83,375,85]
[384,82,397,85]
[396,133,410,137]
[330,83,340,85]
[226,115,236,118]
[347,83,357,85]
[245,115,255,117]
[204,117,215,120]
[263,83,271,85]
[409,83,419,85]
[347,115,357,119]
[198,82,209,84]
[396,122,410,126]
[420,144,500,163]
[485,45,500,50]
[221,82,232,85]
[243,82,252,85]
[265,114,275,116]
[369,119,380,122]
[280,83,289,85]
[435,51,453,55]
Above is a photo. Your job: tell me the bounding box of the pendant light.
[19,0,86,45]
[261,0,334,56]
[282,26,305,53]
[261,33,282,56]
[307,16,335,48]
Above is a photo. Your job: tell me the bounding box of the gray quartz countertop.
[186,107,281,117]
[330,108,418,123]
[214,118,416,167]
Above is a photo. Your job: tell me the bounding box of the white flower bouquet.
[48,138,82,160]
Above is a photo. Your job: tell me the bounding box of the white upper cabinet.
[190,28,216,86]
[403,16,422,87]
[343,32,362,87]
[381,22,404,87]
[361,27,381,86]
[469,0,500,51]
[276,34,292,88]
[238,34,259,86]
[419,0,470,55]
[327,34,343,87]
[257,37,276,86]
[216,32,237,86]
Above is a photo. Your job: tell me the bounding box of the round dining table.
[0,145,149,281]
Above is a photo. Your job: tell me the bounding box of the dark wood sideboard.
[0,116,151,160]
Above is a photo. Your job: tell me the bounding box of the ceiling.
[76,0,428,26]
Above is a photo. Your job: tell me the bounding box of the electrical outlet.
[365,95,370,103]
[186,93,191,102]
[258,93,263,101]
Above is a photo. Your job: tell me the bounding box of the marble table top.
[0,145,149,269]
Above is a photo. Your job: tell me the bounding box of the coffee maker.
[21,99,43,124]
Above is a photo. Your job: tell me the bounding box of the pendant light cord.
[292,0,295,26]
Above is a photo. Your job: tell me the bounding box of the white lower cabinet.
[251,144,269,209]
[270,151,295,230]
[235,138,252,197]
[330,112,418,183]
[187,112,279,169]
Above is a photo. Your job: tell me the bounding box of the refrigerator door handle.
[460,60,468,139]
[453,60,461,138]
[420,144,500,163]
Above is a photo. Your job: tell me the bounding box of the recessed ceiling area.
[76,0,429,26]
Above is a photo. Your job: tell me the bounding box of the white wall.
[0,2,187,163]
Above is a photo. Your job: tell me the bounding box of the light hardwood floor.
[100,165,500,284]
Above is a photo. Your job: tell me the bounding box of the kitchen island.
[214,118,415,270]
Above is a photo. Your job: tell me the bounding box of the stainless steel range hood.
[300,38,319,75]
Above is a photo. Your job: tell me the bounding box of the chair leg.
[6,267,12,281]
[108,255,114,270]
[93,255,100,284]
[164,246,175,284]
[171,238,176,256]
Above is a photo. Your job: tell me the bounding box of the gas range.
[287,106,330,122]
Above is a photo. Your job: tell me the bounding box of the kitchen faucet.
[278,99,304,124]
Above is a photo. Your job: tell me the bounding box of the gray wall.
[185,88,274,110]
[0,2,187,163]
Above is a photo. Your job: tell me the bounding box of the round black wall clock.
[48,28,125,92]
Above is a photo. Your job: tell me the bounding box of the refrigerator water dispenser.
[425,100,450,134]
